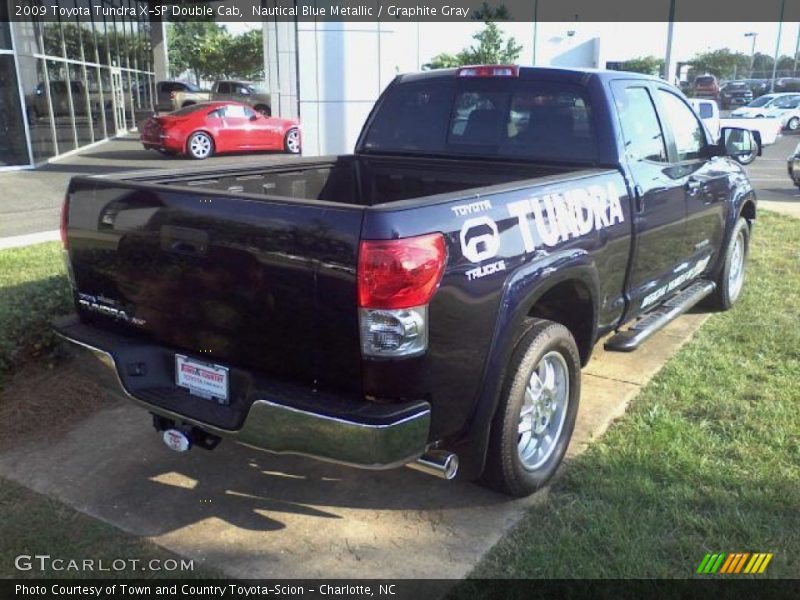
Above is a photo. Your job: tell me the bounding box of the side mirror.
[718,127,761,158]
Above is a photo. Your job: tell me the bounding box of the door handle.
[685,177,703,194]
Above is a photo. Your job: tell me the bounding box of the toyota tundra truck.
[54,66,758,497]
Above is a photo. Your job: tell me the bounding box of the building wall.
[294,22,420,156]
[1,0,156,169]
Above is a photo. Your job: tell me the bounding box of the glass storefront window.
[42,21,64,58]
[86,66,106,141]
[18,55,56,162]
[46,59,77,152]
[0,2,12,50]
[100,67,114,136]
[0,56,30,166]
[95,17,110,65]
[69,63,93,146]
[76,0,97,63]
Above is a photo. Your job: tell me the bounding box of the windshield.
[748,95,775,107]
[362,78,598,163]
[724,83,749,90]
[695,76,715,85]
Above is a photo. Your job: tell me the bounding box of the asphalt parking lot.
[743,130,800,218]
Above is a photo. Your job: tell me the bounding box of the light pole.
[745,32,758,78]
[770,0,786,92]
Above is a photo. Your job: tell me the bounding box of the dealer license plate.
[175,354,229,404]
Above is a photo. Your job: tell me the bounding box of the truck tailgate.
[65,178,363,392]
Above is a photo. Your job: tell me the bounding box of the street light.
[745,32,758,78]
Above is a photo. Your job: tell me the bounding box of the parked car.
[155,81,207,112]
[731,93,800,131]
[170,81,272,114]
[743,78,770,97]
[31,81,100,117]
[774,77,800,93]
[787,141,800,187]
[140,101,300,159]
[57,66,757,497]
[690,98,778,164]
[693,74,720,99]
[719,81,754,109]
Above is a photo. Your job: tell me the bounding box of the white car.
[730,93,800,130]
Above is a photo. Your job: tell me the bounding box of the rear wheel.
[481,319,580,497]
[787,116,800,131]
[706,217,749,311]
[187,132,214,160]
[284,128,301,154]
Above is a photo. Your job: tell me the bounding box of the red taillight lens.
[358,234,446,309]
[60,196,69,249]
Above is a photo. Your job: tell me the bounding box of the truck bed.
[127,154,589,206]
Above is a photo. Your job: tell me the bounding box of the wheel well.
[527,280,594,365]
[187,130,214,148]
[740,200,756,226]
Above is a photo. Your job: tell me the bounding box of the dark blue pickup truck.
[55,66,757,497]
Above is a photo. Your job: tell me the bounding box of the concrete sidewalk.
[0,313,708,579]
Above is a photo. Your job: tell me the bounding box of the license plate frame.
[175,354,230,405]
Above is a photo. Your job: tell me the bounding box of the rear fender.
[451,250,600,479]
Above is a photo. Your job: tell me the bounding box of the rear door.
[611,81,689,317]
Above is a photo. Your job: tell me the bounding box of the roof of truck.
[396,65,660,85]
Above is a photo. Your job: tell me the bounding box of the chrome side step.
[605,280,716,352]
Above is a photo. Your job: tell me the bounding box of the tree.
[687,49,750,80]
[167,23,264,84]
[619,56,665,76]
[423,21,522,70]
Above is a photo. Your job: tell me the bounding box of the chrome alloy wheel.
[728,229,746,302]
[517,350,570,470]
[285,129,301,154]
[189,133,212,159]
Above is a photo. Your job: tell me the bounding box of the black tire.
[284,127,301,154]
[481,319,581,497]
[157,149,176,156]
[255,104,272,117]
[706,217,750,311]
[186,131,214,160]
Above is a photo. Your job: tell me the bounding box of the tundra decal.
[459,182,624,278]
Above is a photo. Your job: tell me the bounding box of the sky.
[225,21,800,70]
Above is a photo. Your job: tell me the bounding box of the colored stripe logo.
[697,552,773,574]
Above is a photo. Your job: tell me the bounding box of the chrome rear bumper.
[54,316,431,470]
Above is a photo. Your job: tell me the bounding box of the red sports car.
[140,101,301,159]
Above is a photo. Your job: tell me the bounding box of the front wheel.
[706,217,750,311]
[186,132,214,160]
[481,319,581,497]
[284,127,301,154]
[787,116,800,131]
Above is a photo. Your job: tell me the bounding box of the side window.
[615,86,668,162]
[658,90,706,161]
[224,104,247,119]
[217,82,230,94]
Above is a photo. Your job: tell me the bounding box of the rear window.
[695,76,715,85]
[362,78,598,163]
[170,104,207,116]
[696,102,713,118]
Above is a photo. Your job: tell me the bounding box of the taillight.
[358,234,445,309]
[457,65,519,78]
[357,234,446,358]
[60,195,69,249]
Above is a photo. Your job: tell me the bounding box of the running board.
[605,280,716,352]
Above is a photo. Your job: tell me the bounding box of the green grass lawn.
[463,210,800,582]
[0,242,71,390]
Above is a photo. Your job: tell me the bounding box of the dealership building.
[0,0,607,170]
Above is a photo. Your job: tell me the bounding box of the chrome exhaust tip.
[408,450,459,480]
